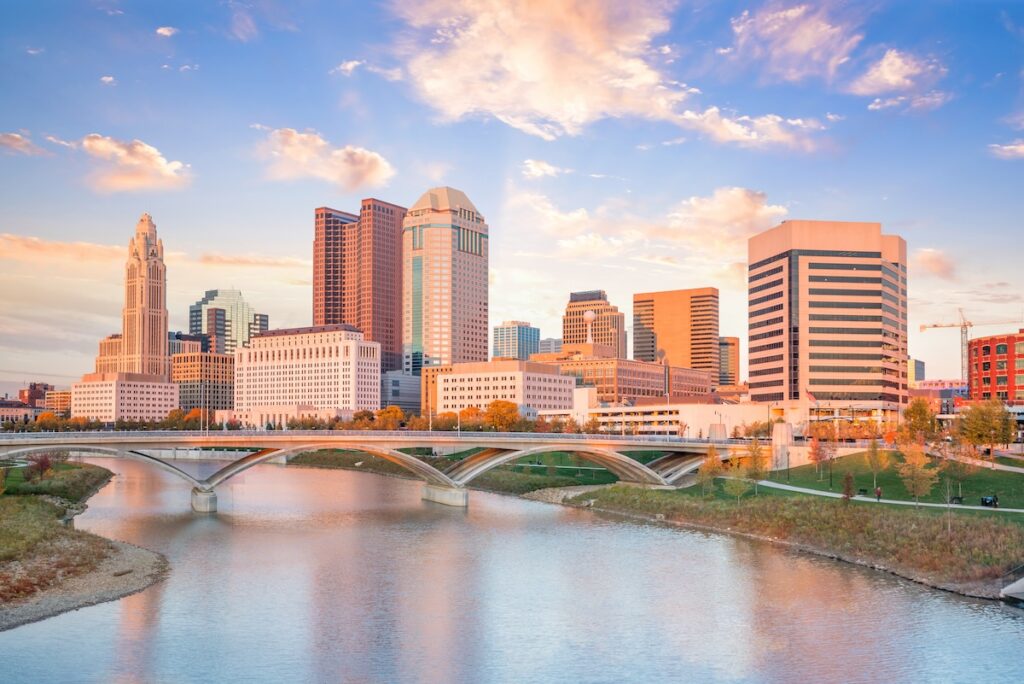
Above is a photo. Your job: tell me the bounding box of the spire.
[136,213,156,236]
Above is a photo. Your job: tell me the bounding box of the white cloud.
[849,49,946,95]
[1004,111,1024,130]
[0,132,45,156]
[367,65,403,81]
[989,140,1024,159]
[867,90,952,112]
[912,248,956,280]
[728,3,863,82]
[521,159,571,179]
[179,64,199,72]
[229,5,259,42]
[100,75,116,86]
[258,127,395,189]
[330,60,363,76]
[80,133,190,191]
[825,112,845,122]
[659,187,788,253]
[26,47,44,56]
[44,135,76,149]
[679,107,824,151]
[156,26,178,37]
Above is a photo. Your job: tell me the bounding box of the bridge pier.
[191,487,218,513]
[421,484,469,507]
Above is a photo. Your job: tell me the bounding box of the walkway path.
[756,479,1024,513]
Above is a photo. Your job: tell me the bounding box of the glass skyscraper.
[188,289,268,354]
[492,320,540,360]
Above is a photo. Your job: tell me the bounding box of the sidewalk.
[757,479,1024,513]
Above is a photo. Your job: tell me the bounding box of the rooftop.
[408,186,480,216]
[254,324,363,338]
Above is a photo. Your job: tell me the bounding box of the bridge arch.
[446,444,668,487]
[0,444,205,489]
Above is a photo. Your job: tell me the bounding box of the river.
[2,458,1023,683]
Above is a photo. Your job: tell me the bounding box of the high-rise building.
[168,331,205,355]
[493,320,540,360]
[539,338,562,354]
[909,358,926,387]
[93,214,169,379]
[313,199,407,371]
[562,291,627,358]
[43,390,72,417]
[633,288,720,376]
[747,220,908,417]
[719,337,740,386]
[402,187,489,374]
[18,382,54,408]
[171,352,234,412]
[189,289,268,354]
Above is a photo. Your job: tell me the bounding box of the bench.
[948,496,963,505]
[857,488,868,496]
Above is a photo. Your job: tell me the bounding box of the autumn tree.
[902,397,938,442]
[484,400,520,432]
[863,438,890,489]
[746,438,769,494]
[943,441,978,498]
[582,417,602,434]
[897,442,939,506]
[696,444,724,496]
[458,406,483,430]
[808,437,826,480]
[722,459,752,503]
[959,399,1014,456]
[842,471,855,503]
[375,405,405,430]
[434,412,458,431]
[36,411,60,431]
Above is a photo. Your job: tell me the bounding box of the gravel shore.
[0,539,168,632]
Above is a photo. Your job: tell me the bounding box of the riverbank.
[0,464,168,631]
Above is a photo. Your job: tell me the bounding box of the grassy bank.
[4,462,113,502]
[289,449,595,495]
[569,485,1024,594]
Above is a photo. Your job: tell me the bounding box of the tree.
[375,405,405,430]
[696,444,724,496]
[863,438,890,489]
[902,397,938,442]
[24,453,53,482]
[959,399,1013,456]
[897,442,939,506]
[36,411,60,431]
[481,400,520,432]
[943,441,978,498]
[842,471,854,503]
[722,462,752,503]
[746,438,769,494]
[808,437,826,480]
[582,417,602,434]
[458,406,483,430]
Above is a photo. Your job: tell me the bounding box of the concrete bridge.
[0,430,758,511]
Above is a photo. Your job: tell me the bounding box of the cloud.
[989,140,1024,159]
[198,253,310,268]
[0,234,124,263]
[156,26,178,37]
[258,127,395,189]
[0,132,45,156]
[521,159,571,179]
[825,112,844,122]
[44,135,76,149]
[366,65,403,81]
[912,248,956,280]
[330,60,363,76]
[26,47,44,56]
[659,186,788,253]
[727,3,863,82]
[849,49,946,95]
[80,133,190,191]
[229,4,259,41]
[867,90,952,112]
[100,75,117,86]
[679,107,824,151]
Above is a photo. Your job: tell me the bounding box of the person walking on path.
[875,486,882,502]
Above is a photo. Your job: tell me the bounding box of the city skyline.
[3,1,1024,394]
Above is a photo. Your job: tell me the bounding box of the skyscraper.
[94,213,169,379]
[563,290,627,358]
[189,289,268,354]
[719,337,740,386]
[402,187,488,374]
[313,199,407,371]
[633,288,720,375]
[747,220,908,417]
[492,320,540,360]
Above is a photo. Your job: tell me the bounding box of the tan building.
[747,220,908,417]
[402,187,489,375]
[314,199,407,371]
[71,373,179,423]
[0,399,45,423]
[633,288,719,377]
[563,290,627,359]
[171,352,235,412]
[44,390,72,416]
[437,359,576,415]
[420,364,452,418]
[530,344,712,404]
[719,336,740,386]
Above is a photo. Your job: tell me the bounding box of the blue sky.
[1,0,1023,394]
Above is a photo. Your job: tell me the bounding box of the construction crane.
[919,308,1023,382]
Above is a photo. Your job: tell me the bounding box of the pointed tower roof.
[136,213,157,235]
[409,187,480,216]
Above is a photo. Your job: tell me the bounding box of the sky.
[2,0,1023,396]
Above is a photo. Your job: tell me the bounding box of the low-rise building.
[538,402,788,438]
[437,359,575,416]
[18,382,54,408]
[381,370,421,415]
[171,352,234,412]
[71,373,179,423]
[215,405,352,429]
[43,390,72,417]
[968,329,1024,404]
[0,399,45,422]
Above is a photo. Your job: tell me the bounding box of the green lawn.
[3,462,113,502]
[770,450,1024,509]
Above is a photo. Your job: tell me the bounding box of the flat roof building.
[563,290,627,359]
[968,329,1024,405]
[71,373,179,423]
[171,352,235,412]
[633,288,720,377]
[719,337,740,386]
[493,320,540,361]
[436,359,575,415]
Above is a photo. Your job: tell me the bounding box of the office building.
[171,352,235,412]
[189,289,268,354]
[968,329,1024,404]
[44,390,72,417]
[719,337,740,386]
[71,373,179,423]
[633,288,720,377]
[402,187,489,374]
[539,338,562,354]
[168,332,205,355]
[436,359,575,416]
[313,199,407,371]
[563,291,627,358]
[909,358,926,387]
[493,320,540,360]
[0,399,45,422]
[381,370,421,415]
[747,220,908,419]
[18,382,54,408]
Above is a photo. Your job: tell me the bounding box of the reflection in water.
[1,458,1022,684]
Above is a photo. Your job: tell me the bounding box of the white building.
[437,359,575,416]
[232,325,381,421]
[71,373,179,423]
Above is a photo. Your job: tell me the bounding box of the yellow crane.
[919,308,1023,382]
